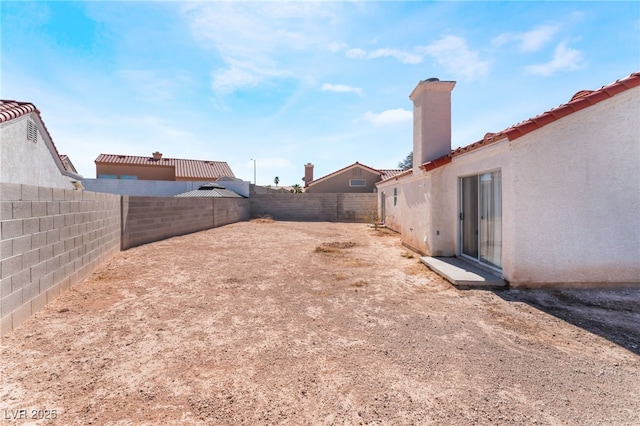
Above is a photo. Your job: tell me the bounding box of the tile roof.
[95,153,235,180]
[175,183,243,198]
[59,155,78,173]
[379,169,407,180]
[380,169,413,182]
[378,72,640,184]
[0,100,80,176]
[307,161,404,186]
[0,100,38,122]
[505,73,638,139]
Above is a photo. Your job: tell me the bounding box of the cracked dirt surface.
[1,220,639,425]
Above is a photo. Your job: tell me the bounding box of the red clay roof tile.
[0,100,38,122]
[95,154,235,180]
[422,156,452,171]
[377,72,640,185]
[379,169,407,180]
[499,72,640,143]
[0,99,78,175]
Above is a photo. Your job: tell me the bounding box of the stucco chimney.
[410,78,456,173]
[152,151,163,160]
[303,163,314,186]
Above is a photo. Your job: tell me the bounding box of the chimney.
[152,151,163,160]
[303,163,314,186]
[409,78,456,174]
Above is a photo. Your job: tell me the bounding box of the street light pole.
[250,158,256,185]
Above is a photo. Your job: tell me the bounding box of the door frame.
[458,169,503,273]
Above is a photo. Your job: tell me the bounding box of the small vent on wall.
[27,119,38,143]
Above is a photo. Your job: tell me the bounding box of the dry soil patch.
[1,221,638,425]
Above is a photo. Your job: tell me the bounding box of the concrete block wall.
[1,187,372,336]
[1,183,121,336]
[213,198,251,227]
[250,193,377,222]
[122,196,250,249]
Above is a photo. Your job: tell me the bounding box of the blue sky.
[2,1,639,186]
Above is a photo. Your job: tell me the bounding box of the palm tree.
[274,176,280,187]
[290,183,303,193]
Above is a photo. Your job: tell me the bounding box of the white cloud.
[321,83,363,96]
[211,58,291,94]
[182,2,338,95]
[117,69,186,102]
[519,24,561,52]
[327,41,348,53]
[345,48,368,59]
[493,24,560,52]
[367,48,422,65]
[362,108,412,126]
[525,41,585,76]
[345,47,422,64]
[419,36,490,81]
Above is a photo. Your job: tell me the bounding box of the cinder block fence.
[1,185,377,336]
[121,196,250,249]
[1,183,121,336]
[250,193,378,222]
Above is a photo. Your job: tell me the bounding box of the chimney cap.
[410,79,456,100]
[152,151,163,160]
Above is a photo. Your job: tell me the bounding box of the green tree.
[274,176,280,187]
[290,183,303,193]
[398,152,413,170]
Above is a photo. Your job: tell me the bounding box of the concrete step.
[420,256,506,288]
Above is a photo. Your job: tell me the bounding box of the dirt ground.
[1,220,639,425]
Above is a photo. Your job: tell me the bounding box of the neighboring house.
[0,100,82,189]
[175,182,244,198]
[95,152,234,181]
[304,162,403,193]
[377,74,640,288]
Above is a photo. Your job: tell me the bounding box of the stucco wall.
[0,115,78,189]
[121,196,250,249]
[251,193,377,222]
[307,167,380,193]
[1,183,121,336]
[379,173,435,254]
[507,87,640,286]
[95,163,176,181]
[82,178,250,198]
[378,86,640,287]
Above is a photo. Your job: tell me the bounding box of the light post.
[250,158,256,185]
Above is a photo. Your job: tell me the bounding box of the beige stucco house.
[0,100,82,189]
[304,162,403,193]
[95,152,234,182]
[377,73,640,288]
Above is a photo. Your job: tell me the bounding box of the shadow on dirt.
[493,288,640,355]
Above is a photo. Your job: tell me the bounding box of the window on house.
[393,188,398,206]
[120,175,138,180]
[349,179,366,187]
[27,119,38,142]
[98,174,117,179]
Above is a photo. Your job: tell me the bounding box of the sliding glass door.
[460,171,502,269]
[461,175,479,259]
